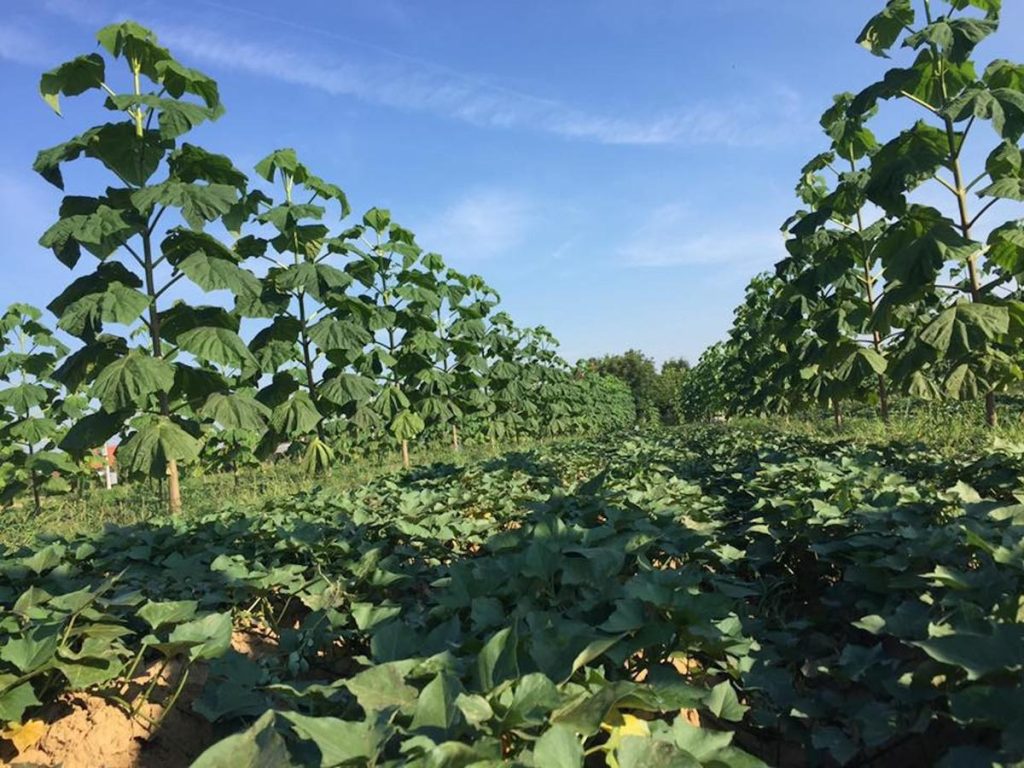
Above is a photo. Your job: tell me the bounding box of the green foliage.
[26,21,638,497]
[697,0,1024,428]
[3,425,1024,765]
[586,351,689,426]
[36,22,253,506]
[0,305,82,513]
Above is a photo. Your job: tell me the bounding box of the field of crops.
[3,2,1024,766]
[1,424,1021,766]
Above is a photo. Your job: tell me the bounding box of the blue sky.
[1,0,1022,365]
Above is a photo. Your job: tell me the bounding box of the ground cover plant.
[1,425,1023,766]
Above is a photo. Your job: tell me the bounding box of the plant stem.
[851,154,890,423]
[142,228,182,512]
[942,114,997,427]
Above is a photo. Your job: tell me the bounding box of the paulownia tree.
[0,305,81,513]
[344,209,439,468]
[782,94,895,423]
[678,343,730,422]
[422,265,497,451]
[475,312,529,446]
[36,22,254,510]
[235,149,369,474]
[718,273,802,417]
[851,0,1024,426]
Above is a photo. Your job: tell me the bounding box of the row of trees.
[1,22,636,514]
[683,0,1023,427]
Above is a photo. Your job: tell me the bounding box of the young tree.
[851,0,1024,426]
[235,149,368,474]
[0,305,79,513]
[36,22,254,511]
[423,266,498,451]
[653,358,690,426]
[782,94,893,422]
[343,209,439,468]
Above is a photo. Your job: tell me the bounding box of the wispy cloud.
[31,0,805,147]
[419,190,531,262]
[619,203,786,268]
[147,21,801,148]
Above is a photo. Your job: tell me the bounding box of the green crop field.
[3,426,1024,766]
[2,0,1024,765]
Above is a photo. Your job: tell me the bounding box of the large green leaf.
[1,624,60,673]
[159,304,238,343]
[856,0,913,57]
[39,53,105,115]
[39,202,139,268]
[200,393,271,432]
[986,220,1024,275]
[59,408,127,455]
[57,284,150,338]
[533,725,584,768]
[915,625,1024,680]
[156,59,221,109]
[190,711,295,768]
[279,711,389,766]
[919,302,1010,356]
[35,125,171,190]
[131,182,237,230]
[875,207,977,293]
[269,391,321,436]
[0,383,49,413]
[0,681,42,723]
[390,409,425,441]
[118,417,200,475]
[178,253,260,298]
[409,672,462,732]
[308,318,369,353]
[91,351,174,411]
[866,122,949,214]
[319,373,378,407]
[137,600,199,631]
[177,327,257,369]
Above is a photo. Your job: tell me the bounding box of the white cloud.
[30,0,806,147]
[143,21,801,148]
[618,203,786,268]
[419,190,531,262]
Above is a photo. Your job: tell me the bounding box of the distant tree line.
[584,350,690,425]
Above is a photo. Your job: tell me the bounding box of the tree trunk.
[167,460,182,513]
[143,228,182,514]
[30,470,42,516]
[401,440,410,469]
[832,398,844,430]
[877,372,890,423]
[940,89,997,429]
[26,443,41,515]
[985,392,997,429]
[451,424,460,452]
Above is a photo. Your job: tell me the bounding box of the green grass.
[0,439,536,551]
[732,398,1024,454]
[9,400,1022,550]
